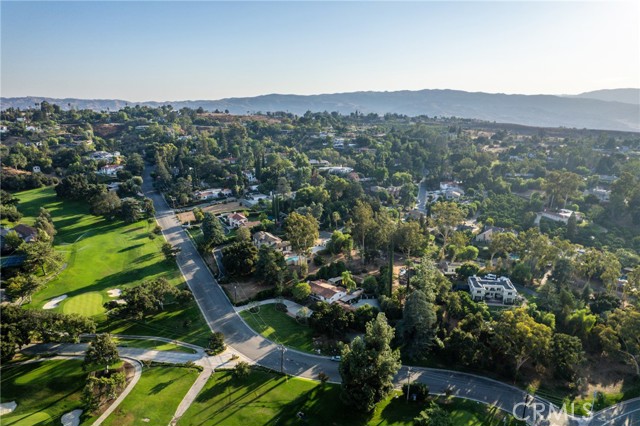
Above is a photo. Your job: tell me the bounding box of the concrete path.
[22,335,255,426]
[234,298,311,317]
[92,357,143,426]
[169,368,212,426]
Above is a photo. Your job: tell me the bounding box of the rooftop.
[468,275,515,291]
[309,280,343,300]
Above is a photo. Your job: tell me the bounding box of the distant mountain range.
[2,88,639,132]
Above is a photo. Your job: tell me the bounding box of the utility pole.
[521,394,531,420]
[406,367,412,402]
[279,345,286,375]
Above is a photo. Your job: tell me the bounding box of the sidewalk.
[234,298,312,317]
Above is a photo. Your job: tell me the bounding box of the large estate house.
[468,274,518,304]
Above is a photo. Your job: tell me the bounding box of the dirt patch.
[176,202,248,224]
[583,355,631,397]
[221,277,272,304]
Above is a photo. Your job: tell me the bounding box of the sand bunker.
[42,295,67,310]
[107,289,122,297]
[61,409,82,426]
[0,401,17,415]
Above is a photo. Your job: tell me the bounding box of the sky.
[1,1,639,101]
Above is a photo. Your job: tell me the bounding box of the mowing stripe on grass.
[62,292,104,316]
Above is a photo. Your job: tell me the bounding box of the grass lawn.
[0,359,86,426]
[113,338,198,354]
[62,292,104,316]
[98,301,211,348]
[10,186,210,346]
[240,304,315,353]
[14,187,182,316]
[101,366,199,426]
[178,369,523,426]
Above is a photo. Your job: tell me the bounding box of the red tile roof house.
[228,212,248,229]
[308,280,347,304]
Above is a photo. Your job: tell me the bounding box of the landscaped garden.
[0,359,87,426]
[10,186,210,346]
[239,303,315,353]
[177,368,523,426]
[101,365,200,426]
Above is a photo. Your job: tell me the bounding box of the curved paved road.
[143,170,640,426]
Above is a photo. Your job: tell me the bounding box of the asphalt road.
[142,169,640,426]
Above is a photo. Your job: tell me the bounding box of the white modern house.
[467,274,518,304]
[98,165,124,176]
[194,188,233,201]
[535,209,582,225]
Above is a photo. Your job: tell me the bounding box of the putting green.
[62,292,104,316]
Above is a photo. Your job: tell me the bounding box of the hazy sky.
[1,1,639,101]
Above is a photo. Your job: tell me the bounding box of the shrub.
[318,372,329,383]
[234,361,251,379]
[208,332,226,355]
[402,381,430,402]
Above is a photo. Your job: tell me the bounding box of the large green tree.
[84,334,120,372]
[202,212,225,248]
[21,230,63,274]
[339,313,401,412]
[284,211,319,256]
[430,201,465,259]
[400,289,438,360]
[255,246,287,287]
[221,241,258,276]
[492,307,553,378]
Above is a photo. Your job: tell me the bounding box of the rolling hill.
[2,88,639,132]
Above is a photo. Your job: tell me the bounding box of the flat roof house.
[468,274,518,304]
[98,165,123,176]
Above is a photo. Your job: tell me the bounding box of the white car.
[330,355,341,362]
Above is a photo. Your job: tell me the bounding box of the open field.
[0,359,86,426]
[240,303,315,353]
[102,365,199,426]
[98,302,211,347]
[178,369,522,426]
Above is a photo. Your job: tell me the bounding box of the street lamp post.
[406,367,412,402]
[234,285,237,302]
